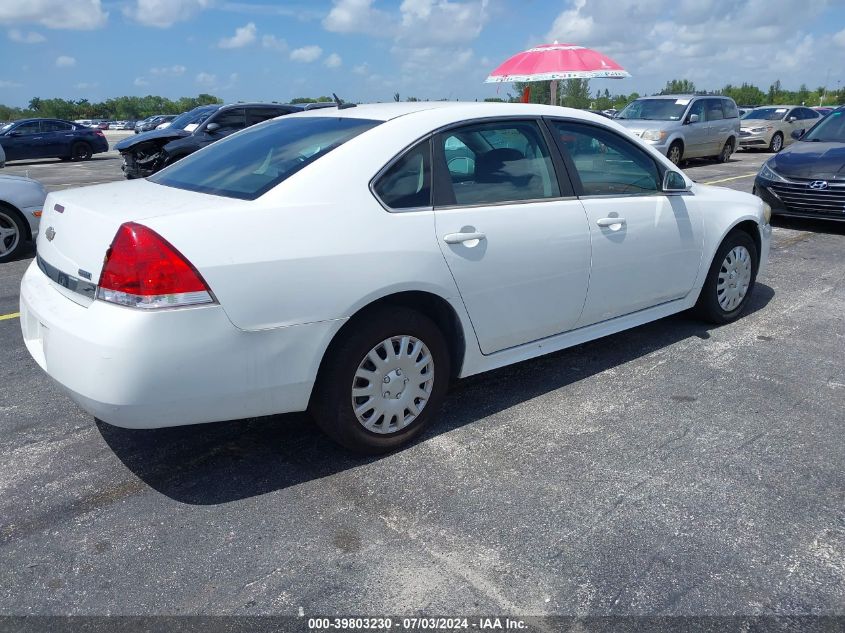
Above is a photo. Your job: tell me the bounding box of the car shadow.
[98,284,775,505]
[772,215,845,236]
[4,156,115,168]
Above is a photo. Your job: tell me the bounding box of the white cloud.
[195,72,217,87]
[134,77,149,87]
[150,65,187,76]
[7,28,46,43]
[290,45,322,62]
[55,55,76,67]
[324,52,342,68]
[75,81,98,89]
[0,0,107,29]
[261,34,287,51]
[323,0,391,35]
[218,21,256,48]
[352,62,369,75]
[834,28,845,48]
[539,0,836,94]
[0,80,23,88]
[125,0,213,28]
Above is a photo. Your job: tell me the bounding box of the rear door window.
[151,116,381,200]
[435,120,560,206]
[246,107,289,126]
[42,120,72,132]
[722,100,739,119]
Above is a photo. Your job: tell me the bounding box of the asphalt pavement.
[0,149,843,621]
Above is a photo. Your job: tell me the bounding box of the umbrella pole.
[550,79,558,106]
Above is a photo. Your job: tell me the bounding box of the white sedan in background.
[20,102,771,453]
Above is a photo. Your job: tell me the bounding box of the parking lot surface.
[0,150,843,617]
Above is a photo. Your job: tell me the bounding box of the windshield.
[151,116,381,200]
[801,109,845,143]
[0,123,12,133]
[617,98,689,121]
[742,107,788,121]
[168,107,218,131]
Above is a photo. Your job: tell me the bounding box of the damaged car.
[116,103,301,179]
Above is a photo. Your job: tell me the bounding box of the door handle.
[596,217,626,227]
[443,232,486,244]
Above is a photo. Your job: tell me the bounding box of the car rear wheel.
[694,230,758,324]
[0,206,26,263]
[71,142,93,161]
[310,306,451,454]
[769,132,783,153]
[717,139,733,163]
[667,142,683,165]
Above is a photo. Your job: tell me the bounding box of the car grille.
[768,180,845,216]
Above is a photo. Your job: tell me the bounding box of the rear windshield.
[150,116,381,200]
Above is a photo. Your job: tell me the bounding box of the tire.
[694,230,758,325]
[0,205,27,263]
[70,142,93,161]
[717,139,733,163]
[310,306,451,454]
[667,142,683,165]
[769,132,783,153]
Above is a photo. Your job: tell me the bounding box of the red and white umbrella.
[486,42,630,82]
[485,42,630,104]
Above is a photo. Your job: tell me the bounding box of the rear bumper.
[19,261,341,429]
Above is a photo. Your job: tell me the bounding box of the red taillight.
[97,222,213,309]
[94,130,105,137]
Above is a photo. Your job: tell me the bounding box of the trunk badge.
[45,227,56,241]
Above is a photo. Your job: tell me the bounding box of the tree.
[559,79,591,108]
[660,79,696,95]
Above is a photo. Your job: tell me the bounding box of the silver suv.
[615,95,741,165]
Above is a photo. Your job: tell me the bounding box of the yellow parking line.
[702,173,757,185]
[0,312,20,321]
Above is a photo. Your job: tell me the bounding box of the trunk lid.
[35,179,239,296]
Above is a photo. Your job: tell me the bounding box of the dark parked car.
[116,102,302,178]
[134,115,171,134]
[754,106,845,221]
[0,118,109,163]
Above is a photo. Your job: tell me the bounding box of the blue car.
[0,118,109,163]
[754,106,845,222]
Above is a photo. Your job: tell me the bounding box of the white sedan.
[20,102,771,453]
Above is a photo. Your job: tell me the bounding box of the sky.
[1,0,845,108]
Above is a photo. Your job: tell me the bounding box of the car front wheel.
[667,142,683,165]
[310,306,451,454]
[769,132,783,153]
[694,230,758,324]
[0,206,26,263]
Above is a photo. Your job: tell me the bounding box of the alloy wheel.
[0,211,21,257]
[351,335,434,435]
[771,134,783,152]
[717,245,752,311]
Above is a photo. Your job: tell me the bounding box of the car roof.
[219,102,300,109]
[286,100,621,123]
[748,104,802,109]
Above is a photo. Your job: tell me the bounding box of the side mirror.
[205,122,221,133]
[791,129,804,140]
[687,113,700,124]
[7,130,21,137]
[663,170,690,193]
[786,116,797,123]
